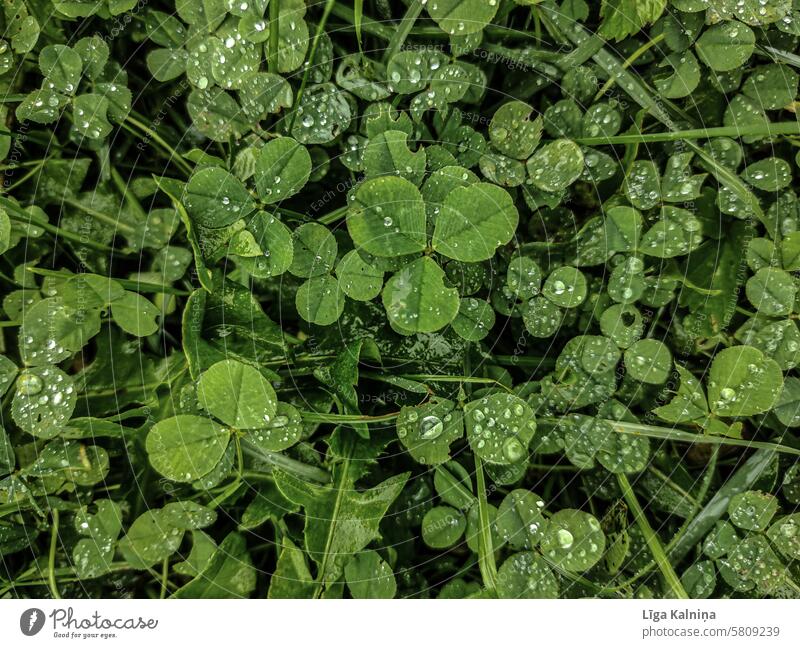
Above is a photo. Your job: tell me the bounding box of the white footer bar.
[1,599,797,647]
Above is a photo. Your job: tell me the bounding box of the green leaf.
[172,532,256,598]
[197,359,277,429]
[146,415,230,482]
[17,299,81,364]
[118,512,181,569]
[238,72,293,120]
[695,22,756,72]
[363,130,427,185]
[432,182,518,262]
[254,137,311,204]
[273,460,409,592]
[542,266,587,308]
[111,291,159,336]
[707,345,784,417]
[728,491,778,532]
[39,45,82,93]
[497,551,558,598]
[741,157,793,191]
[289,222,338,278]
[347,176,426,258]
[624,339,672,385]
[767,514,800,561]
[12,366,76,439]
[742,64,798,110]
[654,51,700,99]
[653,365,709,423]
[426,0,499,36]
[422,506,467,548]
[396,397,463,465]
[600,304,643,348]
[465,392,536,465]
[641,207,703,258]
[0,425,14,477]
[745,267,796,317]
[296,275,345,326]
[624,160,661,210]
[506,255,542,300]
[184,167,255,228]
[174,531,217,578]
[187,88,250,141]
[345,550,397,599]
[73,499,123,579]
[526,139,584,193]
[269,538,316,599]
[335,250,384,301]
[495,489,547,551]
[489,101,542,159]
[681,561,716,598]
[382,257,459,333]
[540,509,605,572]
[452,297,495,341]
[291,83,351,144]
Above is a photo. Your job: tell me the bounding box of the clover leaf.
[432,182,518,262]
[381,257,459,333]
[197,359,277,429]
[146,415,231,482]
[254,137,311,204]
[348,176,427,257]
[707,345,784,417]
[184,167,255,228]
[465,393,536,465]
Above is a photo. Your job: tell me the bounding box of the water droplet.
[502,437,525,462]
[419,415,443,440]
[17,372,43,396]
[556,528,574,549]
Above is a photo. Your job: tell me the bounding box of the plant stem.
[49,508,62,600]
[384,0,424,63]
[607,419,800,457]
[63,197,136,234]
[299,410,399,424]
[26,267,190,295]
[287,0,336,132]
[594,33,665,101]
[603,448,719,594]
[546,417,800,457]
[0,195,117,253]
[122,115,193,176]
[241,441,330,483]
[268,0,281,74]
[159,559,169,599]
[317,204,349,225]
[617,473,688,599]
[474,454,499,596]
[574,121,800,146]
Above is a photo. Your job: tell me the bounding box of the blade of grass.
[670,448,777,561]
[241,440,331,484]
[383,1,425,63]
[354,0,364,55]
[287,0,337,132]
[607,419,800,457]
[268,0,281,74]
[574,121,800,146]
[48,508,62,600]
[617,473,688,599]
[474,454,499,595]
[0,195,118,253]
